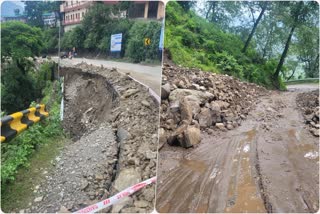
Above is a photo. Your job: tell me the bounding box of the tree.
[201,1,241,30]
[242,2,268,53]
[177,1,196,11]
[24,1,60,28]
[1,21,43,60]
[1,22,44,113]
[273,1,318,87]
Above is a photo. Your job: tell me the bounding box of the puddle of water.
[243,144,250,153]
[180,158,207,174]
[246,129,257,141]
[225,129,266,213]
[304,151,319,160]
[288,129,317,154]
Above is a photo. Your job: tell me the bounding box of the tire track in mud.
[156,90,319,213]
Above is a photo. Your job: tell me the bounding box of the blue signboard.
[110,33,122,52]
[159,19,164,50]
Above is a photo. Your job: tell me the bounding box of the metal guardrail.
[1,104,49,143]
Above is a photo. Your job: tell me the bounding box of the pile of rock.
[297,90,319,137]
[160,63,267,148]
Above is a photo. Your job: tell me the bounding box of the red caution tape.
[74,176,156,213]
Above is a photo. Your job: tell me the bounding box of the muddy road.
[156,89,319,213]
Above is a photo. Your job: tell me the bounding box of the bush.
[164,1,283,88]
[126,21,161,62]
[1,79,63,188]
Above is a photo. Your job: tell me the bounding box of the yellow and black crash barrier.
[1,104,49,143]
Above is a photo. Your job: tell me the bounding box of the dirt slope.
[22,63,159,213]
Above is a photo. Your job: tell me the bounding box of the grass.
[1,137,67,212]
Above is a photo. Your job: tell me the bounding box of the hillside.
[165,2,283,89]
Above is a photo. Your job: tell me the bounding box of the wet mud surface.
[156,90,319,213]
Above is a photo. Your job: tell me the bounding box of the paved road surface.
[55,57,162,95]
[286,83,319,91]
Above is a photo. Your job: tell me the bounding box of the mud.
[61,68,119,140]
[156,90,319,213]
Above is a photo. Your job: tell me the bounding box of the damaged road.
[156,64,319,213]
[24,63,159,213]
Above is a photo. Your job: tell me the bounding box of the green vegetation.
[1,21,65,196]
[1,136,66,212]
[1,64,64,188]
[166,1,319,89]
[52,3,161,63]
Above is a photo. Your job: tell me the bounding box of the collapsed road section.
[27,63,159,213]
[156,63,319,213]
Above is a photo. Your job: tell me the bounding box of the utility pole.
[58,21,61,78]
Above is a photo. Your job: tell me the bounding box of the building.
[60,1,94,32]
[42,12,60,28]
[60,1,164,32]
[128,1,164,20]
[1,14,26,23]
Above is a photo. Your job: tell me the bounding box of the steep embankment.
[156,64,319,213]
[24,63,159,213]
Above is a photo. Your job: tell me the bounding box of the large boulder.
[167,120,189,145]
[180,97,193,123]
[161,83,171,99]
[169,89,214,104]
[196,108,212,128]
[182,126,201,148]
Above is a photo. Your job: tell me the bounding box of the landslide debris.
[26,63,159,213]
[297,90,320,137]
[160,63,267,148]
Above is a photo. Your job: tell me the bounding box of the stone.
[141,100,150,108]
[210,101,221,114]
[182,126,201,148]
[158,128,167,148]
[197,108,212,128]
[169,100,180,113]
[143,188,155,202]
[215,123,225,130]
[180,97,192,123]
[58,206,69,213]
[134,200,150,208]
[167,120,189,146]
[80,181,89,190]
[169,89,214,104]
[114,168,141,192]
[122,88,139,98]
[95,174,104,181]
[117,127,130,142]
[34,196,43,202]
[310,128,319,137]
[111,197,133,213]
[226,124,233,130]
[145,150,157,159]
[161,83,171,99]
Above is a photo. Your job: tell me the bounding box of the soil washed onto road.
[156,64,319,213]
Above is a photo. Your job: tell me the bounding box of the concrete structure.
[60,1,94,32]
[1,14,26,23]
[60,1,164,32]
[128,1,164,20]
